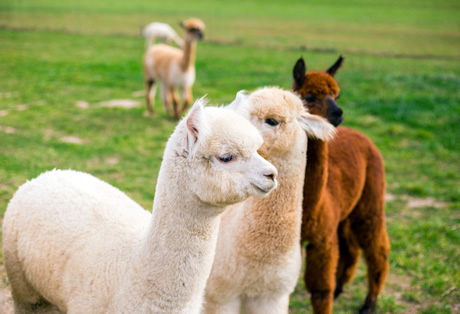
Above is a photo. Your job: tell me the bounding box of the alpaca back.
[3,169,150,311]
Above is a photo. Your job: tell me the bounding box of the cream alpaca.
[204,87,336,313]
[142,22,184,48]
[143,18,205,119]
[2,98,278,313]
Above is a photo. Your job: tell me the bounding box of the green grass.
[1,0,459,312]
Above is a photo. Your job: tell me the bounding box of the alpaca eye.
[305,95,316,103]
[265,118,279,126]
[218,154,234,163]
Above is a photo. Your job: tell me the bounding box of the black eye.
[218,154,233,163]
[265,118,279,126]
[305,95,316,103]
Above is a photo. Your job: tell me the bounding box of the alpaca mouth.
[251,183,274,195]
[332,116,343,127]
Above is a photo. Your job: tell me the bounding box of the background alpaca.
[142,22,184,48]
[292,57,390,314]
[204,87,336,314]
[2,98,278,313]
[143,18,205,119]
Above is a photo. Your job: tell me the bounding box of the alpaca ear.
[293,57,306,91]
[226,90,248,111]
[185,97,208,156]
[326,55,344,77]
[298,111,336,141]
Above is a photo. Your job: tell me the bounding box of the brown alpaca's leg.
[335,219,361,299]
[350,177,390,314]
[305,235,339,314]
[145,78,156,114]
[355,224,390,314]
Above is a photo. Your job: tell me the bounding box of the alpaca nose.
[335,106,343,117]
[264,170,277,182]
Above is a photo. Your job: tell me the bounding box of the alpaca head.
[227,87,336,161]
[171,97,277,207]
[180,18,205,42]
[292,56,344,127]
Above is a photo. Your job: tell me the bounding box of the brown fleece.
[300,72,340,99]
[294,60,390,314]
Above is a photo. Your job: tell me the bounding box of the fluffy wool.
[203,87,336,313]
[2,98,278,313]
[142,22,184,48]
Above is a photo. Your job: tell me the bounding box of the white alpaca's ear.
[186,97,208,157]
[298,111,336,141]
[226,90,248,111]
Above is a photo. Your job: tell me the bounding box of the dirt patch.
[385,193,447,209]
[132,90,144,98]
[16,104,28,111]
[105,156,119,165]
[407,196,447,209]
[98,99,141,109]
[59,136,84,145]
[0,126,17,134]
[75,100,90,109]
[385,193,396,202]
[0,110,8,117]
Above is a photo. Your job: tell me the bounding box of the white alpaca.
[143,18,205,119]
[142,22,184,48]
[2,98,278,313]
[203,88,336,313]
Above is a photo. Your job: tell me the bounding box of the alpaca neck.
[302,138,328,218]
[238,154,306,260]
[180,40,196,72]
[125,159,223,310]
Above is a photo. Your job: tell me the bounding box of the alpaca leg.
[244,294,289,314]
[350,200,390,312]
[145,78,156,114]
[335,218,361,299]
[160,84,173,115]
[349,156,389,314]
[353,223,390,314]
[305,236,339,314]
[170,87,181,120]
[181,86,193,112]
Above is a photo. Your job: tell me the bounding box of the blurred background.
[0,0,459,312]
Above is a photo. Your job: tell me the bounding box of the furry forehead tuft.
[183,18,205,30]
[200,106,264,157]
[246,86,306,121]
[300,72,340,97]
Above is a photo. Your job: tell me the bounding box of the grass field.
[1,0,459,312]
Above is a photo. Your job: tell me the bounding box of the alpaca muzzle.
[324,96,343,127]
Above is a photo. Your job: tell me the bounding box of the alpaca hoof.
[334,278,344,299]
[333,286,343,299]
[144,110,153,117]
[358,295,376,314]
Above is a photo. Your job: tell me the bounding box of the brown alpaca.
[292,56,390,314]
[143,18,205,119]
